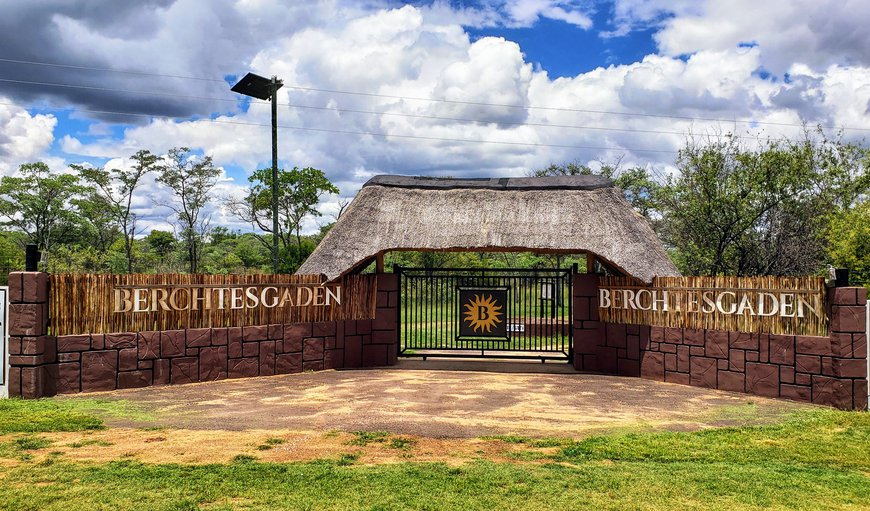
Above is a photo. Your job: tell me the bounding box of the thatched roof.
[297,175,679,283]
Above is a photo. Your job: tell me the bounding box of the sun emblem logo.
[463,293,504,333]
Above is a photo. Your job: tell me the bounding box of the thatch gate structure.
[297,174,679,281]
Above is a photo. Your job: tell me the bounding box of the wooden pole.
[586,252,595,274]
[270,76,280,274]
[375,252,385,273]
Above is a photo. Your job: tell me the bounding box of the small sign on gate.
[457,286,509,340]
[541,282,553,300]
[507,323,525,333]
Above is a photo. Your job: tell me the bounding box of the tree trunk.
[125,232,133,274]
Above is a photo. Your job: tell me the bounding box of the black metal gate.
[396,266,574,362]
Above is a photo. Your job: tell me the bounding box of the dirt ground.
[64,360,812,437]
[35,428,560,466]
[38,361,814,465]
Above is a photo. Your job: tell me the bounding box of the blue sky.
[468,8,659,76]
[0,0,868,233]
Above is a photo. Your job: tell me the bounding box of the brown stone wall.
[7,272,55,398]
[574,274,868,410]
[7,272,399,398]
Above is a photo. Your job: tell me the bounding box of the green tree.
[227,166,338,272]
[46,244,105,274]
[145,229,176,259]
[658,131,869,275]
[0,231,25,283]
[0,162,86,266]
[137,230,180,273]
[200,229,270,274]
[209,226,237,245]
[531,161,660,219]
[156,147,221,273]
[70,191,120,262]
[76,149,158,273]
[232,233,271,270]
[279,237,317,274]
[826,201,870,286]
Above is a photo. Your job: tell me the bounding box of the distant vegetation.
[0,147,338,282]
[0,129,866,285]
[534,128,870,285]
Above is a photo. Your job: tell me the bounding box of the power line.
[0,57,227,83]
[286,103,790,142]
[283,84,841,131]
[0,77,239,103]
[2,101,678,155]
[2,57,870,132]
[0,77,753,141]
[0,76,855,143]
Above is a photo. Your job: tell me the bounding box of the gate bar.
[396,266,573,362]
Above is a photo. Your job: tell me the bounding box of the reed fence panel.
[49,273,378,336]
[598,275,828,337]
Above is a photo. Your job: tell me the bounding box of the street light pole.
[231,72,284,274]
[270,75,280,274]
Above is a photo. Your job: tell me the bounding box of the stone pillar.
[814,287,867,409]
[7,272,55,398]
[363,273,398,367]
[572,274,602,372]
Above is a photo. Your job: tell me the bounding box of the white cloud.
[0,99,57,175]
[430,36,533,124]
[608,0,870,75]
[603,0,700,37]
[35,1,870,236]
[414,0,593,29]
[500,0,593,28]
[616,49,761,116]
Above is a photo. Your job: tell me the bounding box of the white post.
[0,287,8,398]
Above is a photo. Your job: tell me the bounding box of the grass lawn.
[0,399,868,510]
